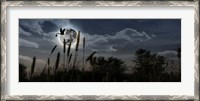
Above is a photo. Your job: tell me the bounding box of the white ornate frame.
[1,0,199,101]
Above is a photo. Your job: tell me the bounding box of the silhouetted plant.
[86,51,96,64]
[66,40,72,69]
[70,31,80,81]
[133,49,165,81]
[19,63,27,82]
[72,31,80,69]
[68,53,72,64]
[55,52,60,71]
[20,27,181,82]
[90,57,126,82]
[51,45,57,56]
[82,37,85,71]
[43,45,57,73]
[63,39,66,68]
[31,57,36,79]
[48,58,50,66]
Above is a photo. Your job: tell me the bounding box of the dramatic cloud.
[39,21,58,33]
[90,46,118,52]
[19,19,181,69]
[108,28,152,42]
[51,19,70,28]
[19,19,81,47]
[19,38,39,48]
[157,50,177,58]
[82,28,155,53]
[19,19,44,36]
[19,55,32,62]
[19,27,32,36]
[106,46,117,52]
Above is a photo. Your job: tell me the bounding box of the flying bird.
[55,28,65,37]
[60,28,65,35]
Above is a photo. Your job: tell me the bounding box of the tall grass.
[55,52,60,73]
[48,58,50,66]
[72,31,80,69]
[85,51,96,81]
[68,53,72,66]
[31,57,36,79]
[69,31,80,81]
[66,40,72,69]
[51,45,57,56]
[63,39,66,68]
[53,51,60,81]
[82,37,85,71]
[47,58,50,78]
[86,51,97,64]
[21,27,181,82]
[42,45,57,73]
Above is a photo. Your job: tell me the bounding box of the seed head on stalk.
[50,45,57,57]
[55,52,60,70]
[63,39,66,53]
[63,39,66,67]
[67,40,72,57]
[68,53,73,64]
[75,31,80,52]
[72,31,80,69]
[42,45,57,73]
[82,37,85,71]
[31,57,36,79]
[86,51,97,62]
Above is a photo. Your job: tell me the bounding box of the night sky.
[19,19,181,72]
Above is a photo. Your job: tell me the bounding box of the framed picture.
[1,0,199,100]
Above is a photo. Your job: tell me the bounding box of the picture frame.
[1,0,199,100]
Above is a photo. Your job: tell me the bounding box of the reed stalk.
[72,31,80,69]
[66,40,72,69]
[86,51,97,63]
[42,45,57,73]
[48,58,50,66]
[85,51,97,73]
[55,52,60,73]
[63,39,66,68]
[68,53,72,64]
[71,31,80,81]
[82,37,85,71]
[31,56,36,79]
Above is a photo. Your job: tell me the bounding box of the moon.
[59,28,77,46]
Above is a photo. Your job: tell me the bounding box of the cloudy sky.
[19,19,181,71]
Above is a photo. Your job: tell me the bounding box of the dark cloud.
[19,23,41,36]
[19,19,181,68]
[19,38,39,48]
[70,19,181,36]
[19,19,45,39]
[19,27,32,36]
[83,28,155,54]
[70,19,137,35]
[39,21,58,33]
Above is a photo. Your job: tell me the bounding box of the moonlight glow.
[58,28,77,46]
[19,19,181,82]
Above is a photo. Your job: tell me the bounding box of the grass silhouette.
[19,29,181,82]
